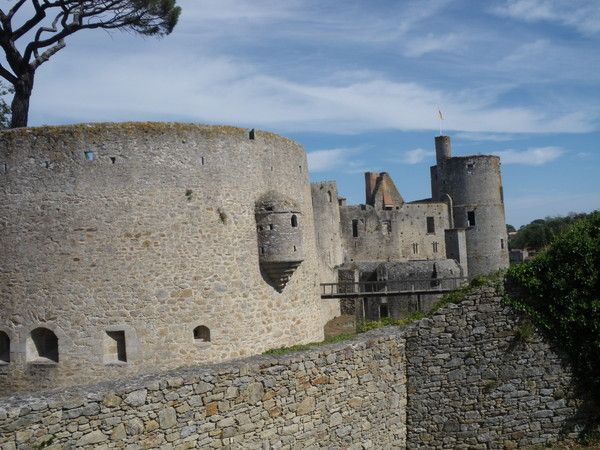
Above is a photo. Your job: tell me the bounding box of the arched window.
[327,191,332,202]
[0,331,9,364]
[291,214,298,227]
[28,327,59,363]
[193,326,211,343]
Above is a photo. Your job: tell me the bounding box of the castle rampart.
[0,123,324,394]
[0,286,587,449]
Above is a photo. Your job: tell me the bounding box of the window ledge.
[105,361,128,366]
[27,359,58,366]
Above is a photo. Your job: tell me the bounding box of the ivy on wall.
[505,211,600,408]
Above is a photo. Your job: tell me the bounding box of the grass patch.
[263,332,357,356]
[264,271,506,356]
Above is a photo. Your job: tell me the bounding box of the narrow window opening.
[258,225,263,231]
[200,156,205,166]
[291,215,298,228]
[110,157,116,164]
[467,211,476,227]
[194,326,211,342]
[270,166,273,171]
[260,246,265,255]
[426,216,435,234]
[433,242,439,253]
[84,151,96,161]
[28,327,58,363]
[327,191,332,203]
[185,189,193,201]
[412,243,419,255]
[380,303,389,318]
[501,239,505,249]
[293,245,297,252]
[249,129,255,140]
[269,223,274,230]
[352,219,359,238]
[0,331,9,364]
[105,330,127,363]
[299,165,302,172]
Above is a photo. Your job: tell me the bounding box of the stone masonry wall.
[0,286,588,449]
[0,123,324,395]
[0,330,406,449]
[405,286,582,449]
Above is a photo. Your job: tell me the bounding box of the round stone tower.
[432,136,509,279]
[255,192,305,292]
[0,122,324,395]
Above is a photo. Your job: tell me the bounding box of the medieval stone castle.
[0,122,508,395]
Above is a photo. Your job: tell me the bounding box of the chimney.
[364,172,380,206]
[435,136,452,165]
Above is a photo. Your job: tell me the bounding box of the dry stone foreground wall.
[0,287,589,449]
[0,331,407,449]
[405,286,583,449]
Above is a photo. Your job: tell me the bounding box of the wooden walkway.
[320,277,466,299]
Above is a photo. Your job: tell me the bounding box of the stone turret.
[431,136,509,278]
[255,192,305,292]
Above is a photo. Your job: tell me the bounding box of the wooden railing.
[320,277,467,299]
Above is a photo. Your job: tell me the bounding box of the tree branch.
[31,39,65,69]
[0,63,17,84]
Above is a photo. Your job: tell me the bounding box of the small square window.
[84,151,96,161]
[104,330,127,363]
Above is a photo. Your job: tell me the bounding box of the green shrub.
[505,211,600,404]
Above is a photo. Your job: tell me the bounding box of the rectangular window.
[467,211,476,227]
[105,331,127,363]
[352,219,359,238]
[433,242,439,253]
[501,239,505,249]
[412,243,419,254]
[426,216,435,234]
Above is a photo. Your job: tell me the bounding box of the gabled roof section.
[372,172,404,209]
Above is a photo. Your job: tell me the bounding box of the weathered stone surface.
[158,407,177,429]
[124,389,147,407]
[0,123,326,396]
[76,430,107,447]
[0,287,590,449]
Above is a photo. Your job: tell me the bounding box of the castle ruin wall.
[0,123,324,395]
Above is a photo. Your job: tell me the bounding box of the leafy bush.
[505,211,600,404]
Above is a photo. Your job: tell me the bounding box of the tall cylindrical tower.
[432,137,509,278]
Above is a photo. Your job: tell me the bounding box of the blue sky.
[6,0,600,226]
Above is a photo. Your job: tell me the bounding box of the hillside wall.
[0,287,589,449]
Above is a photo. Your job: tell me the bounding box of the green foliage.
[263,332,356,356]
[505,211,600,403]
[0,81,12,129]
[510,212,591,251]
[514,321,535,343]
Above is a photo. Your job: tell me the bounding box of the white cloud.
[493,146,564,165]
[401,148,435,164]
[402,33,464,57]
[455,132,516,142]
[307,147,365,173]
[493,0,600,35]
[30,52,597,135]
